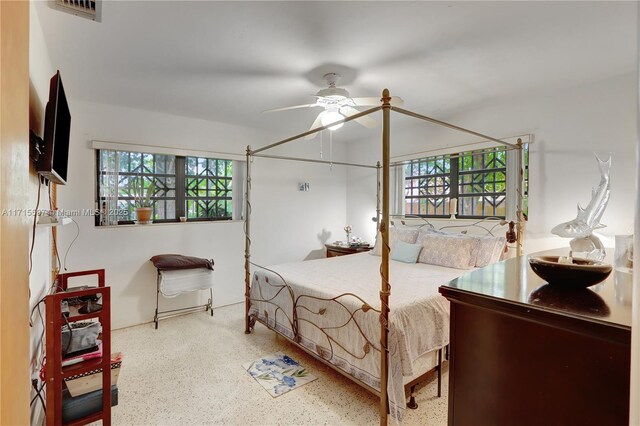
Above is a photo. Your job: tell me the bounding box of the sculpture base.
[570,234,605,262]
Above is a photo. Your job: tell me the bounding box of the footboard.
[248,264,297,339]
[247,265,413,421]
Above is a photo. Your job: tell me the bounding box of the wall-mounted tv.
[37,70,71,185]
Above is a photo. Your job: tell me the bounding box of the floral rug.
[243,352,317,397]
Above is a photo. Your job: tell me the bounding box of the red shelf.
[65,311,103,323]
[46,269,112,426]
[65,411,103,426]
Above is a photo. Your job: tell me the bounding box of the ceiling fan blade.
[304,113,324,140]
[340,106,378,129]
[351,96,405,107]
[263,103,318,113]
[390,96,404,106]
[350,97,380,106]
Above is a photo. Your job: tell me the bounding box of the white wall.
[28,2,54,424]
[56,100,347,329]
[347,73,637,253]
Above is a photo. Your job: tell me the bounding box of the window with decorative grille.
[185,156,233,221]
[404,146,529,219]
[96,150,234,225]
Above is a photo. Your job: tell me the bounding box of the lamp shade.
[320,110,344,131]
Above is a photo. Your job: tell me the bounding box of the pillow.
[416,230,507,268]
[371,227,419,256]
[472,235,507,267]
[416,232,478,269]
[390,241,422,264]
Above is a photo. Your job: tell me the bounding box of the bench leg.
[155,271,160,329]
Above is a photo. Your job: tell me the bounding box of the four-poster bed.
[244,90,526,425]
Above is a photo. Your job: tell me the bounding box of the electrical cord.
[61,312,73,356]
[30,379,46,414]
[29,296,46,328]
[28,181,42,276]
[62,217,80,271]
[48,184,62,271]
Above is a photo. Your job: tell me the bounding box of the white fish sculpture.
[551,154,611,239]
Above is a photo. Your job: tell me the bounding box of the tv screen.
[38,70,71,185]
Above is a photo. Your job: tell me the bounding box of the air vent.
[52,0,102,22]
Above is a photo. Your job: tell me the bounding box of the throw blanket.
[150,254,214,271]
[249,253,470,422]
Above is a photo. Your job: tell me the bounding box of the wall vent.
[51,0,102,22]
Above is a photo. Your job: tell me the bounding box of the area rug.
[243,352,317,397]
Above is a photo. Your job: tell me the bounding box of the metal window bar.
[404,154,453,217]
[96,150,236,224]
[457,147,508,218]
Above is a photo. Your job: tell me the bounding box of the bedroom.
[1,0,638,425]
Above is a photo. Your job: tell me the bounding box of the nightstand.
[325,244,373,258]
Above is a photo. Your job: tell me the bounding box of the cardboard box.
[64,353,122,397]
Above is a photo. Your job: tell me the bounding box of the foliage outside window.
[404,146,529,219]
[97,150,233,225]
[185,156,232,220]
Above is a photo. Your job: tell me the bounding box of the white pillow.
[371,227,419,256]
[390,241,423,264]
[416,232,478,269]
[473,235,507,267]
[416,230,506,268]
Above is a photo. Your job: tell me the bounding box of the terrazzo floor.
[109,302,448,425]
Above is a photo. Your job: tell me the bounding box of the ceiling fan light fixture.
[316,87,350,99]
[320,110,344,131]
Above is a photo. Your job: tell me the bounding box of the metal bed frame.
[243,89,525,425]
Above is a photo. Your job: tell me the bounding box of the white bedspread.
[159,268,214,297]
[249,253,471,421]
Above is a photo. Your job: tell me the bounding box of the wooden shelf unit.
[45,270,112,426]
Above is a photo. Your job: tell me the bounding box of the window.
[405,155,452,216]
[96,149,236,225]
[185,156,233,220]
[404,145,529,219]
[458,148,507,218]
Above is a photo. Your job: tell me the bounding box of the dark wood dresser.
[439,250,631,426]
[325,244,372,257]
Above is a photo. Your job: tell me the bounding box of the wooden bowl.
[528,255,612,288]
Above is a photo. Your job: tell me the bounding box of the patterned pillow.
[473,235,507,267]
[416,232,478,269]
[371,227,419,256]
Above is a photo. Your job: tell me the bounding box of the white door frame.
[631,9,640,423]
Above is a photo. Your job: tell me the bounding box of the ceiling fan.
[265,73,404,139]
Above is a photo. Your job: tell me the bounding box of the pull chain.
[329,130,333,170]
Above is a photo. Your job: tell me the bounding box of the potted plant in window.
[132,178,155,224]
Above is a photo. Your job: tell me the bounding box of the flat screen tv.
[38,70,71,185]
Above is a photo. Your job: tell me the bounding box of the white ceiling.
[35,1,637,141]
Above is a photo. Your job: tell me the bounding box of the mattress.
[159,268,214,297]
[249,253,471,421]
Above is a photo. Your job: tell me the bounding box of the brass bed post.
[380,89,392,426]
[516,138,524,257]
[376,161,382,228]
[245,146,252,334]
